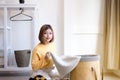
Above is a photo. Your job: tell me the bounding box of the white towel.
[51,54,81,78]
[30,54,81,79]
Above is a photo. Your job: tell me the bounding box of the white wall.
[33,0,64,54]
[64,0,103,55]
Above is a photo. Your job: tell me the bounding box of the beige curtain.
[103,0,120,70]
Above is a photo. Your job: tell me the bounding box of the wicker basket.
[70,55,101,80]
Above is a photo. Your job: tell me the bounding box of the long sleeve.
[32,50,44,70]
[31,42,56,71]
[32,50,54,70]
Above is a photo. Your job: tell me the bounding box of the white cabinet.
[0,4,36,71]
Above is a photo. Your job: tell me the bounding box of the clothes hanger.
[10,8,33,21]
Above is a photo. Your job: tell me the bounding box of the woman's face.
[43,29,53,44]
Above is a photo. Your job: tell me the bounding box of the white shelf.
[0,4,36,8]
[0,49,4,51]
[0,66,32,71]
[0,4,35,71]
[0,27,4,30]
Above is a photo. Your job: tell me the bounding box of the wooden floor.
[103,73,120,80]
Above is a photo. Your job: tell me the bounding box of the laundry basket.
[70,55,101,80]
[14,49,31,67]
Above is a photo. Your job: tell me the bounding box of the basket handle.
[91,67,97,80]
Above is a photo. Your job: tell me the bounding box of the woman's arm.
[32,50,46,70]
[32,51,54,70]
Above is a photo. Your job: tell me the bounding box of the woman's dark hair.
[38,24,54,43]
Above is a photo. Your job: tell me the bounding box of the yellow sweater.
[31,42,56,71]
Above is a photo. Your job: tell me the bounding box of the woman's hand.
[45,52,52,60]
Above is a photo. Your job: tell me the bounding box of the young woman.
[29,24,59,80]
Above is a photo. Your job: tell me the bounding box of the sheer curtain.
[103,0,120,70]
